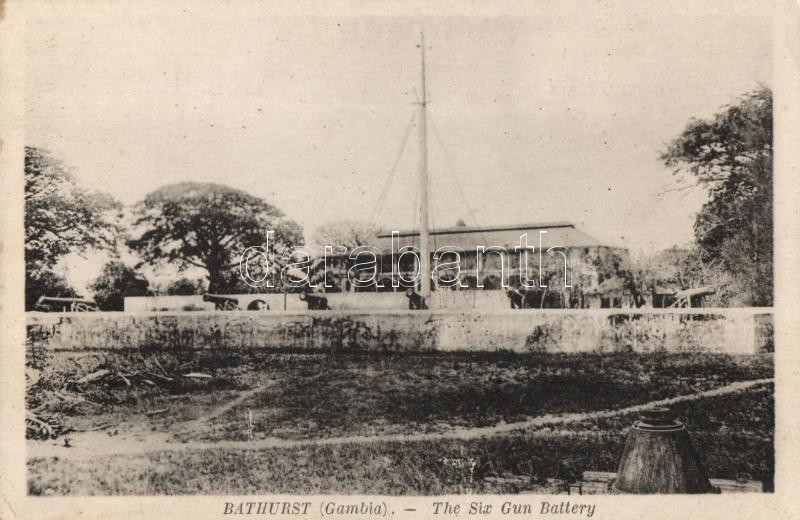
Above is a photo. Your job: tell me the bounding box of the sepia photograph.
[1,0,797,518]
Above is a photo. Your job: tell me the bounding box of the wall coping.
[26,307,774,323]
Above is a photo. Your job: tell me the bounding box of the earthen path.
[27,378,773,460]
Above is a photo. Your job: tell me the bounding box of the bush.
[89,261,152,311]
[166,277,206,296]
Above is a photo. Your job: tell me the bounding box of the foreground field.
[27,350,773,495]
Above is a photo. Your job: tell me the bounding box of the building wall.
[325,245,630,305]
[27,309,773,361]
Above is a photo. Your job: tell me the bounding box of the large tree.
[661,86,772,306]
[313,220,380,250]
[313,220,380,291]
[128,182,304,292]
[24,146,121,308]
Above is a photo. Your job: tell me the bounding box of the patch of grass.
[31,349,772,441]
[28,386,773,496]
[26,435,590,496]
[177,351,772,441]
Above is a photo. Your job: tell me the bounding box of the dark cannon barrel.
[34,296,98,312]
[405,289,428,310]
[202,293,240,311]
[299,292,330,310]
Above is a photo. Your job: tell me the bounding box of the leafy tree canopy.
[661,86,772,306]
[313,220,380,250]
[24,147,121,309]
[25,146,121,273]
[310,220,381,291]
[128,182,304,292]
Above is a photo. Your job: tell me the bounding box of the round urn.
[613,408,715,494]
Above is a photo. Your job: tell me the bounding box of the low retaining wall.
[27,309,774,356]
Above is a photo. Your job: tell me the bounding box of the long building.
[321,221,634,309]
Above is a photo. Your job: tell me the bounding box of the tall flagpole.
[418,30,431,299]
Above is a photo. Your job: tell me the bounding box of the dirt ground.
[26,350,774,495]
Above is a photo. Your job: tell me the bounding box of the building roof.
[367,222,609,254]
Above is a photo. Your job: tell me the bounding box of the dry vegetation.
[27,349,773,495]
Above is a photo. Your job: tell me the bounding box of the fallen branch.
[71,422,112,432]
[146,371,174,383]
[26,412,56,439]
[73,369,111,385]
[152,358,170,377]
[182,372,212,379]
[52,390,103,408]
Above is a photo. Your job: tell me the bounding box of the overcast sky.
[24,1,771,290]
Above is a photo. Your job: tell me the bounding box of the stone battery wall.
[27,309,773,356]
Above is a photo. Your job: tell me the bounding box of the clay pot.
[614,407,715,494]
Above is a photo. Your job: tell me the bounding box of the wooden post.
[417,30,431,301]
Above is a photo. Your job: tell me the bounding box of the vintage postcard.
[1,0,798,519]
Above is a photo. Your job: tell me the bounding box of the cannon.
[299,291,330,310]
[405,288,428,310]
[202,293,240,311]
[505,286,557,309]
[34,296,98,312]
[670,285,717,308]
[506,288,528,309]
